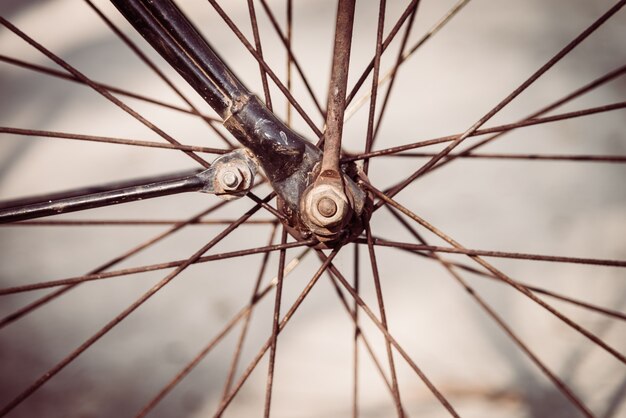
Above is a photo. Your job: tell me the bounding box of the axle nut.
[303,184,350,230]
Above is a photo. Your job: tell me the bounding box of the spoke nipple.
[317,197,337,218]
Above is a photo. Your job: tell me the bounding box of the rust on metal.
[321,0,356,180]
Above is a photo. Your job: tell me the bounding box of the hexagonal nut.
[303,184,350,228]
[218,167,244,191]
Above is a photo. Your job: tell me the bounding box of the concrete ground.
[0,0,625,417]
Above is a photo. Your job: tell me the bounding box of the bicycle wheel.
[0,1,625,417]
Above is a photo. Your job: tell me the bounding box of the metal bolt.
[302,184,350,229]
[317,197,337,218]
[222,171,238,187]
[219,168,243,191]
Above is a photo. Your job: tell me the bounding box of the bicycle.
[0,0,625,417]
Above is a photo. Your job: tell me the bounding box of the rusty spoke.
[247,0,273,110]
[285,0,294,125]
[345,101,626,163]
[363,64,626,179]
[385,208,626,323]
[213,249,341,416]
[0,127,227,154]
[136,235,310,418]
[370,2,419,146]
[315,250,406,412]
[385,208,594,417]
[135,296,248,418]
[220,225,280,403]
[413,249,626,322]
[257,0,325,117]
[362,181,626,365]
[0,197,237,330]
[263,227,288,417]
[82,0,235,148]
[345,0,419,106]
[0,16,212,168]
[346,0,469,110]
[0,54,220,122]
[207,0,323,138]
[318,253,459,417]
[427,65,626,173]
[365,225,404,417]
[381,1,626,200]
[362,0,387,175]
[367,239,626,268]
[220,245,309,409]
[0,239,313,296]
[443,256,626,322]
[353,244,360,418]
[374,151,626,163]
[0,195,276,416]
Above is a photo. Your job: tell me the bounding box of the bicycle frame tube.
[110,0,322,214]
[0,173,204,223]
[0,0,369,243]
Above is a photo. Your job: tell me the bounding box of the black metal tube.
[110,0,249,118]
[0,174,203,223]
[110,0,324,213]
[0,169,201,210]
[0,0,325,224]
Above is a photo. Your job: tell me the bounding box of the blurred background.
[0,0,625,417]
